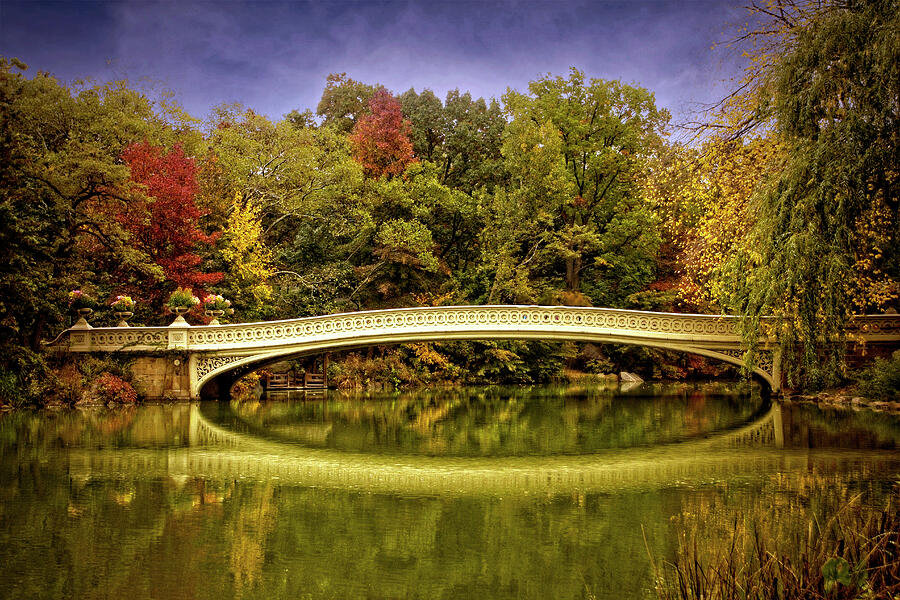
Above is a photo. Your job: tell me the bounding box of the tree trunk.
[565,254,582,292]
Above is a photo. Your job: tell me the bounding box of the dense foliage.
[1,0,897,403]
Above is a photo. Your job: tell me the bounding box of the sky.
[1,0,754,126]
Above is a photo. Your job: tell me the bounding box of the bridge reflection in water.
[62,400,841,496]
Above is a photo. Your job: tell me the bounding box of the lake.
[2,383,898,599]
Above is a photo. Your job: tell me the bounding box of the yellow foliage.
[642,134,787,308]
[409,343,451,369]
[221,193,274,310]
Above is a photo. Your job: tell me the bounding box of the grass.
[649,487,900,600]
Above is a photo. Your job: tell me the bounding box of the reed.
[651,489,900,600]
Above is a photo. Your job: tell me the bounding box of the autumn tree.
[219,193,274,318]
[642,134,787,310]
[120,141,222,307]
[0,60,184,397]
[715,0,900,388]
[349,89,416,179]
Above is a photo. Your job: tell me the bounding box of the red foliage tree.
[349,88,416,178]
[120,142,222,306]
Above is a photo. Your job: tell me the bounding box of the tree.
[399,88,444,162]
[219,193,274,318]
[501,69,669,303]
[205,107,362,242]
[721,0,900,388]
[441,90,507,193]
[315,72,378,133]
[349,89,416,179]
[0,59,176,396]
[641,135,787,310]
[201,107,364,318]
[400,88,507,193]
[120,141,222,306]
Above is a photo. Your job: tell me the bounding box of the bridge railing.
[51,306,899,354]
[183,305,748,351]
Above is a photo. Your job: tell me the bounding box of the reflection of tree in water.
[0,404,193,451]
[2,398,900,599]
[230,384,762,456]
[225,483,278,595]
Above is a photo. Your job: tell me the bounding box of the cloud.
[1,0,751,123]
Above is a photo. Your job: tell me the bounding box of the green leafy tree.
[499,69,669,304]
[203,107,364,318]
[315,72,379,133]
[400,88,507,193]
[0,60,171,391]
[399,88,445,162]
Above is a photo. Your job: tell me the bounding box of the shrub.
[856,350,900,400]
[94,372,138,404]
[78,355,133,381]
[231,372,261,402]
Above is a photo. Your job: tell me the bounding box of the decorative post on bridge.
[167,313,190,350]
[166,308,192,399]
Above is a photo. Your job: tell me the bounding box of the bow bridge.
[50,305,900,399]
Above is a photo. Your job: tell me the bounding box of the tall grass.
[650,489,900,600]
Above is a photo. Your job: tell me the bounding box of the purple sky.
[1,1,753,126]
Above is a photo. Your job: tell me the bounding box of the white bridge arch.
[54,305,900,399]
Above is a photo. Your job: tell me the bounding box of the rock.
[851,397,864,405]
[619,371,644,383]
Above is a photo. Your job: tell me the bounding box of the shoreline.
[781,388,900,413]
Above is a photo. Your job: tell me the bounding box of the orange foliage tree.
[349,89,416,178]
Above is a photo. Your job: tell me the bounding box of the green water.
[1,383,899,599]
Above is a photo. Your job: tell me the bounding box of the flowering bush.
[167,287,200,310]
[203,294,232,312]
[110,295,135,312]
[68,290,97,310]
[94,372,138,404]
